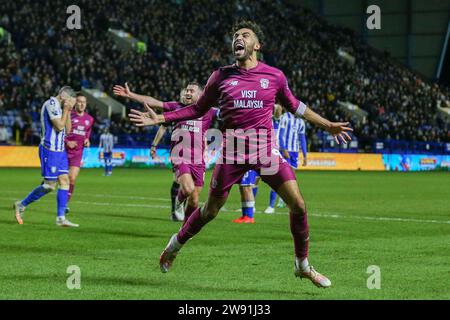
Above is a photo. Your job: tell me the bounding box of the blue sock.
[242,201,255,218]
[269,190,277,208]
[252,186,258,198]
[21,185,52,207]
[57,188,69,217]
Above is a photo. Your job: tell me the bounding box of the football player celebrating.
[114,83,218,224]
[129,21,352,288]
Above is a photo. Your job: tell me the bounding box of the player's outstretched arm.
[113,82,164,108]
[302,107,353,145]
[151,125,167,148]
[129,103,165,127]
[276,71,352,144]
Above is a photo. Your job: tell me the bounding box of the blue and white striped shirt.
[40,97,65,152]
[99,133,114,152]
[279,112,306,153]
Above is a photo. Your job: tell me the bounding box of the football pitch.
[0,168,449,300]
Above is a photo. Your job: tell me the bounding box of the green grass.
[0,168,449,299]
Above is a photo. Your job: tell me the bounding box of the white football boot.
[13,201,26,225]
[294,258,331,288]
[277,198,286,208]
[173,198,185,221]
[56,217,79,228]
[264,206,275,214]
[160,234,182,273]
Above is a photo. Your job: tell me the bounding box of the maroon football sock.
[289,210,309,260]
[170,181,180,213]
[183,204,197,226]
[177,207,207,244]
[177,189,188,203]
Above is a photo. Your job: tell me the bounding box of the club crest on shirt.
[74,119,79,123]
[85,120,90,125]
[260,78,269,89]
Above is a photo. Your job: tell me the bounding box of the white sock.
[297,257,310,271]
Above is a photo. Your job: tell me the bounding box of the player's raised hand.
[113,82,132,98]
[128,103,161,127]
[326,122,353,144]
[64,97,76,111]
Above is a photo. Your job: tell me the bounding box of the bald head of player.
[183,82,203,105]
[232,20,264,65]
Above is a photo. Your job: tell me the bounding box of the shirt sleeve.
[276,71,306,117]
[298,119,307,156]
[278,116,287,149]
[299,133,307,156]
[279,127,286,150]
[279,115,287,130]
[162,101,181,112]
[164,70,221,122]
[47,99,62,120]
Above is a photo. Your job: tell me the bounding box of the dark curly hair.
[232,20,265,46]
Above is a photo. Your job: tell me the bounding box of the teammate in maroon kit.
[114,83,218,224]
[129,21,353,288]
[64,93,94,211]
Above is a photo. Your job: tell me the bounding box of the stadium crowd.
[0,0,449,150]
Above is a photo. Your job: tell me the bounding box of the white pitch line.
[2,195,449,225]
[74,200,170,209]
[1,190,169,202]
[75,193,169,202]
[254,211,450,225]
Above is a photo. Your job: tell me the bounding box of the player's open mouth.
[234,43,245,55]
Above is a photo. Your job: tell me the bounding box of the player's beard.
[234,41,256,62]
[235,47,253,62]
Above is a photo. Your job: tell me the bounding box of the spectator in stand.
[0,124,10,144]
[0,0,448,149]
